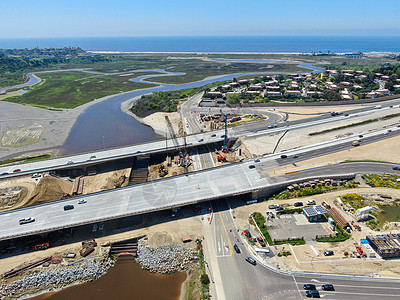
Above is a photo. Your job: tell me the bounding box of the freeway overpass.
[1,123,400,241]
[0,102,398,178]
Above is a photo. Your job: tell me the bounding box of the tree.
[227,93,241,105]
[322,90,341,101]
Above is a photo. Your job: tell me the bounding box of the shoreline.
[89,50,400,55]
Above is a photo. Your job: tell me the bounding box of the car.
[254,159,260,163]
[344,114,349,117]
[245,257,257,265]
[13,169,21,172]
[293,154,299,158]
[99,222,104,230]
[359,134,364,138]
[266,211,275,218]
[0,172,9,176]
[388,129,392,133]
[275,206,284,211]
[248,165,255,169]
[393,166,400,170]
[78,199,87,204]
[294,202,303,207]
[268,124,277,129]
[198,139,204,142]
[87,155,96,161]
[352,141,360,146]
[63,205,74,211]
[66,160,73,165]
[221,135,226,138]
[211,134,216,137]
[321,284,335,291]
[135,150,141,153]
[268,204,279,209]
[257,236,266,247]
[92,224,98,232]
[303,284,316,290]
[280,154,287,159]
[306,200,316,205]
[324,250,334,256]
[234,244,241,253]
[305,290,320,298]
[19,217,35,225]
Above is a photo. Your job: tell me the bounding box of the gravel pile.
[136,242,196,274]
[0,258,114,299]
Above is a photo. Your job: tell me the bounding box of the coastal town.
[200,65,400,107]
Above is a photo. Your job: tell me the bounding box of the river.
[30,259,186,300]
[59,63,324,155]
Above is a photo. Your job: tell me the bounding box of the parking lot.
[267,212,328,242]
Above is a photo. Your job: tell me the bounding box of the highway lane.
[1,99,399,178]
[0,161,268,241]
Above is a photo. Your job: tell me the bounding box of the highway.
[0,98,398,177]
[204,199,400,300]
[1,121,400,241]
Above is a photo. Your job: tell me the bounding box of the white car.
[78,199,87,204]
[306,200,316,205]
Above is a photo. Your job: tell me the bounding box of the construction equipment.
[165,116,190,170]
[34,242,49,251]
[217,155,227,162]
[159,164,168,177]
[114,175,126,188]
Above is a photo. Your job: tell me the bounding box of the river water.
[60,63,324,155]
[30,259,186,300]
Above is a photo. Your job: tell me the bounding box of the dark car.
[19,217,35,225]
[393,166,400,170]
[275,206,284,211]
[324,250,334,256]
[294,202,303,207]
[321,284,335,291]
[359,134,363,138]
[280,154,287,159]
[234,244,241,254]
[0,172,9,176]
[13,169,21,172]
[254,159,260,163]
[303,284,316,290]
[257,236,266,247]
[63,205,74,211]
[245,257,257,265]
[306,290,320,298]
[221,135,226,138]
[248,165,255,169]
[211,134,216,137]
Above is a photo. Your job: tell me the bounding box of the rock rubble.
[0,257,114,299]
[136,242,196,274]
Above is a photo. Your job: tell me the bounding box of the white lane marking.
[292,275,303,299]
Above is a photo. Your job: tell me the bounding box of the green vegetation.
[131,81,225,117]
[7,71,154,108]
[277,251,292,257]
[271,183,357,200]
[0,154,51,165]
[309,119,378,136]
[275,239,306,246]
[362,174,400,189]
[366,219,380,231]
[340,193,367,210]
[316,223,350,242]
[249,212,273,245]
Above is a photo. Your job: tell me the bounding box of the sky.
[1,0,399,38]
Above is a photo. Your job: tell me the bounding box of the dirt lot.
[233,187,400,278]
[0,175,72,211]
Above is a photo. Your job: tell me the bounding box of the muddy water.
[30,259,186,300]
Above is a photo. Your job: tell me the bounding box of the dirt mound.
[27,176,73,206]
[147,231,174,246]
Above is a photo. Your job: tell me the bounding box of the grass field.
[6,71,157,108]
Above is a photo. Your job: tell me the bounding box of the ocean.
[0,36,399,53]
